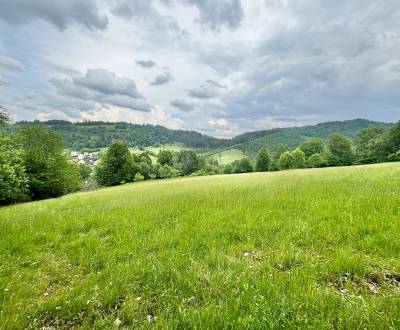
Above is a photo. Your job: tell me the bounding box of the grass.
[1,163,400,329]
[207,148,244,165]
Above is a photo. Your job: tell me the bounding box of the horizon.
[1,1,400,138]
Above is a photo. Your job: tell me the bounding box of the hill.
[1,163,400,329]
[226,119,392,156]
[5,119,392,154]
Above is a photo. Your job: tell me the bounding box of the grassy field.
[207,148,244,165]
[1,163,400,329]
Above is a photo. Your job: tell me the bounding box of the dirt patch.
[329,271,400,296]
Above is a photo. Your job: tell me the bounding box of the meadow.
[1,163,400,329]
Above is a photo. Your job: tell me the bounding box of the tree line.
[1,107,399,206]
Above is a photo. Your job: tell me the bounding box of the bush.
[299,139,325,158]
[177,150,201,175]
[157,149,174,166]
[134,173,145,182]
[307,153,328,168]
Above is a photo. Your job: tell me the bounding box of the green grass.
[207,148,244,165]
[1,163,400,329]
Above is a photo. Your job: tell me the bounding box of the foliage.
[327,133,355,166]
[79,163,92,181]
[278,151,293,170]
[176,150,200,175]
[355,126,387,164]
[255,148,271,172]
[0,106,10,127]
[223,164,233,174]
[0,136,29,205]
[291,148,306,169]
[388,121,400,154]
[18,125,82,200]
[232,158,253,173]
[299,139,325,158]
[134,173,145,182]
[95,141,133,186]
[307,153,328,168]
[157,149,174,166]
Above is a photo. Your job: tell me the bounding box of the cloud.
[183,0,244,30]
[136,60,157,68]
[0,55,24,72]
[73,69,143,98]
[150,71,174,85]
[49,69,152,113]
[170,99,195,112]
[0,0,108,31]
[188,80,227,99]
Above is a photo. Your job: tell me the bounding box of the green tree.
[0,135,30,205]
[255,148,271,172]
[79,163,92,181]
[327,133,354,166]
[232,158,253,173]
[95,141,133,186]
[18,125,81,199]
[0,106,10,127]
[223,164,233,174]
[388,121,400,154]
[177,150,200,175]
[291,148,306,169]
[355,127,386,164]
[299,139,325,158]
[157,149,174,166]
[279,151,293,170]
[307,153,328,168]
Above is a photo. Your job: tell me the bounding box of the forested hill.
[229,119,392,155]
[7,118,392,152]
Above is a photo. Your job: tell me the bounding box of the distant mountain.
[223,119,393,156]
[6,118,393,153]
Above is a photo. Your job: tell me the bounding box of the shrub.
[232,158,253,173]
[134,173,145,182]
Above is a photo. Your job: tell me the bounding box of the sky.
[0,0,399,138]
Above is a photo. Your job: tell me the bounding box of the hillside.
[1,163,400,329]
[228,119,392,156]
[6,119,392,153]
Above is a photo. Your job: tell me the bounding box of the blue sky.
[0,0,399,137]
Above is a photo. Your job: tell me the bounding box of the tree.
[0,105,10,127]
[157,149,174,166]
[232,158,253,173]
[79,163,92,181]
[279,151,293,170]
[299,139,325,158]
[255,148,271,172]
[0,135,29,205]
[307,153,328,168]
[177,150,200,175]
[291,148,306,169]
[355,126,386,164]
[388,121,400,154]
[95,141,133,186]
[327,133,354,166]
[18,125,82,200]
[224,164,233,174]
